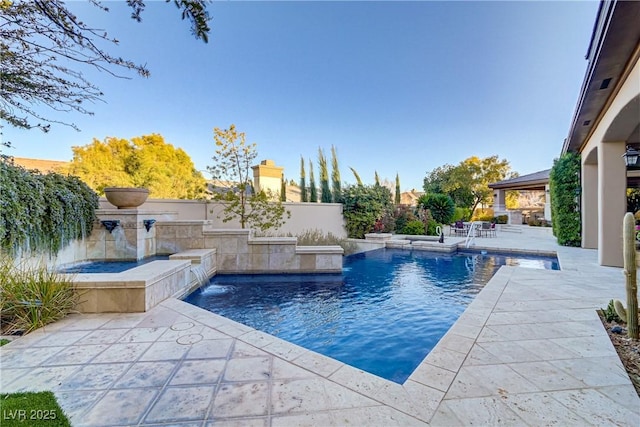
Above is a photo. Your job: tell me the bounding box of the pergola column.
[544,184,551,221]
[597,141,626,266]
[493,189,506,211]
[582,161,598,249]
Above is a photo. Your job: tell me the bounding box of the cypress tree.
[350,167,363,186]
[300,156,308,202]
[280,173,286,202]
[395,173,401,205]
[309,159,318,202]
[319,148,331,203]
[374,171,380,186]
[331,145,341,203]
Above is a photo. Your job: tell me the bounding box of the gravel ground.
[600,315,640,397]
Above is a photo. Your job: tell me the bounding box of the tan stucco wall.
[100,199,347,238]
[579,55,640,267]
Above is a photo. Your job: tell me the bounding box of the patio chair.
[486,222,497,237]
[480,221,492,237]
[453,220,466,236]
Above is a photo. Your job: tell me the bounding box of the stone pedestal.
[91,209,177,260]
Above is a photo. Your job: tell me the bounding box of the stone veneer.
[156,224,344,274]
[69,219,342,313]
[90,209,177,260]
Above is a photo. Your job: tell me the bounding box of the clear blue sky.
[3,1,599,191]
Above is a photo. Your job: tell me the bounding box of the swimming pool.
[185,249,559,383]
[57,255,170,274]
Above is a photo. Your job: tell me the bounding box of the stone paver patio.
[1,226,639,426]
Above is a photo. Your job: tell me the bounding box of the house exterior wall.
[579,55,640,267]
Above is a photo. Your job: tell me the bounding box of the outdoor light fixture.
[622,146,640,168]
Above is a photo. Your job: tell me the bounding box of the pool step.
[499,225,523,233]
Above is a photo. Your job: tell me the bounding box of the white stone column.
[492,189,506,211]
[544,185,551,221]
[597,141,626,266]
[582,162,599,249]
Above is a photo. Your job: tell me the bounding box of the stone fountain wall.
[61,211,344,313]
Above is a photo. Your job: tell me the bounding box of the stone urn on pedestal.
[104,187,149,209]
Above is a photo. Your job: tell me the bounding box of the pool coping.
[162,262,517,423]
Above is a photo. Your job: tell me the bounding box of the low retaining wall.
[71,249,217,313]
[157,224,344,274]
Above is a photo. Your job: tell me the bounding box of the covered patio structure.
[489,169,550,226]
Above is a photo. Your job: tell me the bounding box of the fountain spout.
[100,220,121,233]
[143,219,156,232]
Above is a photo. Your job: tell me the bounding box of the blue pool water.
[185,249,559,383]
[58,255,170,274]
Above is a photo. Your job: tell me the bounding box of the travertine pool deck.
[1,226,639,426]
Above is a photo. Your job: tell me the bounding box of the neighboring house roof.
[489,169,550,191]
[11,157,68,173]
[562,0,640,154]
[400,190,424,206]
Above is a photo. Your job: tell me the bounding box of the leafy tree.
[550,152,581,246]
[1,0,212,139]
[418,193,455,225]
[395,173,401,205]
[423,164,474,208]
[318,148,332,203]
[299,156,308,202]
[207,125,289,231]
[423,156,515,213]
[309,159,318,202]
[331,145,341,203]
[341,184,393,239]
[67,134,206,198]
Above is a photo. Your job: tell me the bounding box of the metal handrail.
[464,221,482,248]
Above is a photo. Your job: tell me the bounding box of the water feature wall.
[168,249,217,295]
[156,225,344,274]
[90,209,177,260]
[24,209,342,313]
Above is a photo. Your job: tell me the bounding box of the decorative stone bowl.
[104,187,149,209]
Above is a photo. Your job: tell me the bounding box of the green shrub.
[494,215,508,224]
[0,256,78,335]
[341,184,393,238]
[452,207,471,222]
[602,299,622,323]
[393,205,417,233]
[256,229,358,255]
[293,229,357,255]
[403,220,425,235]
[528,218,541,227]
[426,219,439,236]
[0,161,98,255]
[550,152,581,246]
[417,193,455,225]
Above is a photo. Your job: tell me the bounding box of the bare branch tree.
[0,0,211,141]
